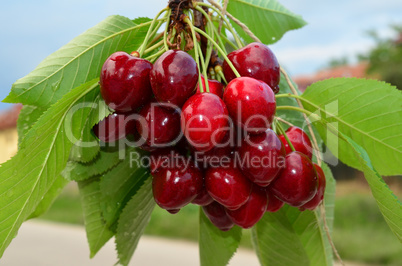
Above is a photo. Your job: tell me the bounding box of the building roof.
[0,104,22,131]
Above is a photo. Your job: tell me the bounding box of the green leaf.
[68,97,112,163]
[301,78,402,176]
[27,175,69,220]
[252,164,336,266]
[16,105,45,145]
[199,209,242,266]
[227,0,307,44]
[115,177,155,266]
[99,149,149,231]
[61,145,127,182]
[0,79,100,257]
[78,177,114,258]
[341,135,402,241]
[252,209,310,266]
[4,15,150,107]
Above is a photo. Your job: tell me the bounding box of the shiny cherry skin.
[192,183,214,206]
[152,161,203,211]
[205,165,252,210]
[136,102,181,148]
[226,185,268,229]
[196,75,224,98]
[223,42,280,93]
[181,93,229,152]
[202,201,234,231]
[100,51,152,113]
[223,77,276,134]
[238,129,286,187]
[270,152,318,207]
[93,113,136,143]
[279,126,313,160]
[150,50,198,107]
[299,163,326,211]
[265,188,284,212]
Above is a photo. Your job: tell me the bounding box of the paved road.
[0,221,259,266]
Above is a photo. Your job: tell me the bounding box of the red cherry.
[136,102,181,149]
[192,183,214,206]
[265,188,284,212]
[299,163,326,211]
[223,42,280,93]
[223,77,276,134]
[152,161,203,211]
[93,113,136,143]
[205,164,252,210]
[150,50,198,107]
[196,75,224,98]
[181,93,229,152]
[100,51,152,112]
[237,129,286,187]
[226,185,268,229]
[270,152,318,207]
[279,126,313,160]
[202,201,234,231]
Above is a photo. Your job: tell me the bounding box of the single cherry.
[223,42,280,93]
[93,113,136,143]
[202,201,234,231]
[205,164,252,210]
[223,77,276,134]
[136,102,181,148]
[299,163,326,211]
[150,50,198,107]
[100,51,152,113]
[226,185,268,229]
[279,126,313,160]
[265,188,284,212]
[181,93,229,152]
[152,161,203,211]
[196,75,224,98]
[238,129,286,187]
[270,152,318,207]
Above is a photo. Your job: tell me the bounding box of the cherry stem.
[139,8,168,57]
[275,119,296,152]
[144,47,167,62]
[193,27,241,78]
[183,16,204,93]
[144,40,164,55]
[218,30,239,50]
[197,1,244,48]
[215,66,228,84]
[163,8,172,51]
[197,42,210,93]
[144,20,164,49]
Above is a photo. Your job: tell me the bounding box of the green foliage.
[252,162,336,266]
[227,0,307,44]
[199,209,242,266]
[301,78,402,176]
[115,177,155,265]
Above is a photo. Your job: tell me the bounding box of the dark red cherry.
[265,188,284,212]
[167,209,180,214]
[93,113,136,143]
[205,164,252,210]
[150,50,198,107]
[223,77,276,134]
[226,185,268,229]
[299,163,326,211]
[279,126,313,160]
[196,75,224,98]
[222,42,280,93]
[238,129,286,187]
[202,201,234,231]
[152,161,203,211]
[181,93,229,152]
[192,183,214,206]
[136,102,181,148]
[270,152,318,207]
[100,51,152,113]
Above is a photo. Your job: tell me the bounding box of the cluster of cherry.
[95,42,326,230]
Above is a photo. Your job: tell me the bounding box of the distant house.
[0,104,21,163]
[293,62,368,92]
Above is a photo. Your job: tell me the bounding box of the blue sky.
[0,0,401,110]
